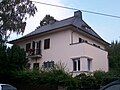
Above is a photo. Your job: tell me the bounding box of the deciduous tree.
[36,15,57,29]
[107,41,120,70]
[0,45,27,82]
[0,0,37,41]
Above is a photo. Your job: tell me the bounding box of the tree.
[36,15,57,29]
[107,41,120,70]
[0,0,37,42]
[0,44,27,82]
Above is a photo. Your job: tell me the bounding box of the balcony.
[27,49,42,58]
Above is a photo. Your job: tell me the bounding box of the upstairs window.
[26,43,31,52]
[79,38,88,43]
[44,38,50,49]
[36,41,41,55]
[79,38,82,43]
[93,44,100,48]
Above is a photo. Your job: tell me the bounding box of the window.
[88,58,92,71]
[36,40,41,54]
[32,41,35,49]
[33,63,39,70]
[26,43,31,52]
[79,38,82,43]
[93,44,101,48]
[43,61,54,68]
[79,38,86,43]
[84,40,88,43]
[44,38,50,49]
[73,60,77,71]
[73,58,80,71]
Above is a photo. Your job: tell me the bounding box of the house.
[9,10,109,76]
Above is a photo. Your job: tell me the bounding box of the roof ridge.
[70,16,76,24]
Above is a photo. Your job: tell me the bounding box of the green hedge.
[10,70,120,89]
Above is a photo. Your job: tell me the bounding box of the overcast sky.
[9,0,120,43]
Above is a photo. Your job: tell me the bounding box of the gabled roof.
[9,10,108,44]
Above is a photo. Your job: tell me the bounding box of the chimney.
[74,10,82,19]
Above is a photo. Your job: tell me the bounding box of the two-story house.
[9,10,109,76]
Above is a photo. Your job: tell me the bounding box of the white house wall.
[71,31,106,49]
[15,29,108,76]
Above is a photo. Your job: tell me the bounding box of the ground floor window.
[43,61,54,68]
[72,57,92,72]
[73,58,80,71]
[88,58,92,71]
[33,63,39,69]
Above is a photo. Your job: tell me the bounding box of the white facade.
[14,28,108,76]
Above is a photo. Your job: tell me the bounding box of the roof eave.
[9,24,109,46]
[8,25,72,44]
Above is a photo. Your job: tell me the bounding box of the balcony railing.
[27,49,42,58]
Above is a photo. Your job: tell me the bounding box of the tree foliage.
[0,0,37,41]
[107,41,120,70]
[0,44,27,82]
[36,15,57,29]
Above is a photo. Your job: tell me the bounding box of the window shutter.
[38,40,41,49]
[32,41,35,49]
[26,43,31,52]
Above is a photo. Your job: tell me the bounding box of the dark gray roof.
[24,16,101,39]
[10,10,107,44]
[24,16,74,38]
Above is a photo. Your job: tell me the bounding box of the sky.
[9,0,120,43]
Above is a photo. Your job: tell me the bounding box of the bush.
[11,64,77,87]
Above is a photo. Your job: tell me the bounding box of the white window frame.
[87,58,92,71]
[72,58,80,71]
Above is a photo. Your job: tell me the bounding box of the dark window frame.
[33,63,39,70]
[43,61,54,68]
[73,60,77,71]
[79,38,82,43]
[35,40,41,55]
[44,38,50,49]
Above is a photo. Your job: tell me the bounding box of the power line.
[31,1,120,19]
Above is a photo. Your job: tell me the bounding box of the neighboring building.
[9,10,109,76]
